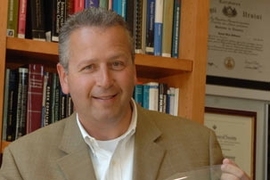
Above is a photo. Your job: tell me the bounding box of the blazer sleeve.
[209,130,224,165]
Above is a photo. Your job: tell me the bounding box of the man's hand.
[220,158,251,180]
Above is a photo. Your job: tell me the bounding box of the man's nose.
[96,66,114,89]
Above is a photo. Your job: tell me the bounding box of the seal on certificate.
[224,57,235,70]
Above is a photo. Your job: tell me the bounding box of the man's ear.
[57,63,69,94]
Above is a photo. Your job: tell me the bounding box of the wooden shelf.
[6,37,193,79]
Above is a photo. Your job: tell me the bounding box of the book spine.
[66,94,74,117]
[141,0,147,54]
[6,69,19,141]
[2,69,10,141]
[44,72,52,126]
[145,0,155,54]
[18,0,27,38]
[147,82,159,111]
[26,64,44,134]
[60,91,67,119]
[85,0,99,8]
[16,67,29,139]
[142,84,149,109]
[133,83,143,106]
[125,0,134,37]
[74,0,85,13]
[29,0,46,41]
[99,0,108,9]
[158,83,167,113]
[161,0,174,57]
[7,0,19,37]
[66,0,75,16]
[53,74,61,122]
[121,0,127,19]
[173,87,179,116]
[153,0,164,56]
[108,0,113,10]
[166,87,175,115]
[171,0,181,58]
[52,0,67,42]
[134,0,143,53]
[112,0,122,16]
[41,72,49,127]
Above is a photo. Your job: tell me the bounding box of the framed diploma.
[207,0,270,91]
[204,107,256,179]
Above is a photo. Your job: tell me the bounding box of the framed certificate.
[204,107,256,179]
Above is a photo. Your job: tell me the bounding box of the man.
[0,8,250,180]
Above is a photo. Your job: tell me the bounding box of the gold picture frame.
[204,107,256,179]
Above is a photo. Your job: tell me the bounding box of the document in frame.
[207,0,270,82]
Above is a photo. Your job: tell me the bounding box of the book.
[18,0,28,38]
[158,83,167,113]
[65,94,74,117]
[126,0,135,36]
[15,67,29,139]
[2,69,10,141]
[147,82,159,111]
[166,87,179,116]
[161,0,174,57]
[66,0,75,16]
[6,69,19,141]
[99,0,108,9]
[48,73,57,124]
[26,64,44,134]
[143,82,159,111]
[41,72,49,127]
[52,74,61,122]
[112,0,125,18]
[26,0,46,41]
[134,0,143,53]
[74,0,84,13]
[43,0,53,42]
[173,87,179,116]
[142,83,149,109]
[153,0,164,56]
[166,87,175,115]
[7,0,19,37]
[133,83,143,106]
[108,0,113,10]
[141,0,147,53]
[171,0,181,58]
[51,0,67,42]
[145,0,155,54]
[85,0,99,8]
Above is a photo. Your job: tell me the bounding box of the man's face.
[57,26,137,123]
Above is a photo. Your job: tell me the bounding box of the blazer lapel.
[133,106,166,180]
[56,114,97,180]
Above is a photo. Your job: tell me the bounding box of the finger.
[221,163,249,180]
[223,158,238,167]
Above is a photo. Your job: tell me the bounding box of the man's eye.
[82,64,95,72]
[111,61,125,70]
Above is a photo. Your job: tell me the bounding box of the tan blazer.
[0,104,223,180]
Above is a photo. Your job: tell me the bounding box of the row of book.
[2,64,73,141]
[7,0,181,58]
[2,64,179,141]
[134,82,179,116]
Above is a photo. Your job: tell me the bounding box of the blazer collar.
[133,105,166,180]
[57,114,97,179]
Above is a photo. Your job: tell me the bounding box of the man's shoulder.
[137,105,211,134]
[7,115,75,151]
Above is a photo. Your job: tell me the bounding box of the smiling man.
[0,7,250,180]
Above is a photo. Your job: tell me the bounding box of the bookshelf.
[0,0,209,153]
